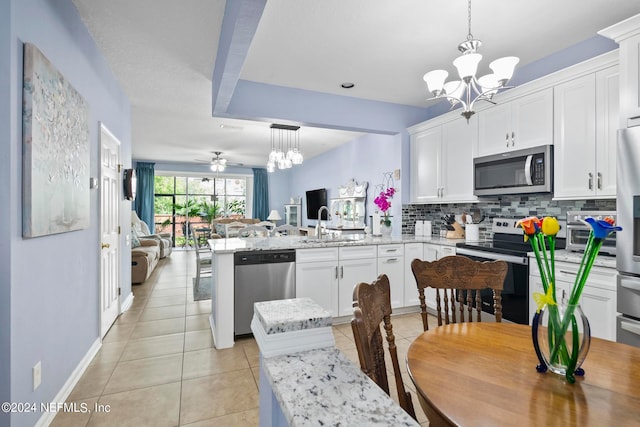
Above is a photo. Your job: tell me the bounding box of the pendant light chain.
[466,0,473,41]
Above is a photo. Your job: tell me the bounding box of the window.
[153,174,249,247]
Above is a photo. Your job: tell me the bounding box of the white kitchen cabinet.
[409,116,477,204]
[529,259,617,341]
[337,246,379,317]
[553,67,619,199]
[599,15,640,127]
[377,244,405,309]
[297,246,377,318]
[403,243,424,306]
[410,126,441,203]
[477,88,553,157]
[296,248,340,316]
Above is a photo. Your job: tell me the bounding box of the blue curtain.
[135,162,155,232]
[252,168,269,220]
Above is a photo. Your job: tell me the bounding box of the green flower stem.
[530,235,549,294]
[547,235,556,302]
[548,238,604,371]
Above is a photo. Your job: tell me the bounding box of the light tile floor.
[52,250,430,426]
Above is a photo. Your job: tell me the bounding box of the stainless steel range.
[455,218,561,325]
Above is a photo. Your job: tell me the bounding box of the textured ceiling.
[72,0,640,168]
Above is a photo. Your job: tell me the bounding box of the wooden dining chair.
[411,255,507,331]
[351,274,417,420]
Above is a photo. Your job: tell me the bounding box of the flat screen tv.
[306,188,328,220]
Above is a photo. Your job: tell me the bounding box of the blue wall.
[0,2,12,426]
[269,133,403,233]
[2,1,131,426]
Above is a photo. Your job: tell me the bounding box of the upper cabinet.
[477,88,553,157]
[553,66,619,199]
[410,116,478,204]
[599,14,640,127]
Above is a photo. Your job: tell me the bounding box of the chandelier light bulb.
[453,53,482,81]
[489,56,520,84]
[266,161,275,173]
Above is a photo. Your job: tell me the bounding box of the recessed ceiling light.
[341,82,355,89]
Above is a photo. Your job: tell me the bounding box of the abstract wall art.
[22,43,90,237]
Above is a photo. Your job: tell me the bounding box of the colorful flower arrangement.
[517,215,621,383]
[374,187,395,227]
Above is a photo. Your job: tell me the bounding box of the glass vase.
[532,301,591,383]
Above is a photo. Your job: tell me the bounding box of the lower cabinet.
[403,243,424,306]
[377,244,405,309]
[296,246,378,318]
[296,242,458,319]
[296,248,340,316]
[529,259,617,341]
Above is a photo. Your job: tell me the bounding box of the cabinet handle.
[335,266,338,279]
[506,133,509,147]
[385,258,399,263]
[597,172,602,190]
[340,265,344,279]
[588,172,593,190]
[385,249,398,253]
[511,131,515,147]
[559,270,576,275]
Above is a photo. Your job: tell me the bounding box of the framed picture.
[22,43,90,237]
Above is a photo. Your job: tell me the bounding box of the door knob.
[101,243,110,249]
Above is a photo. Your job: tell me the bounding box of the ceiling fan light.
[453,53,482,80]
[489,56,519,84]
[423,70,448,95]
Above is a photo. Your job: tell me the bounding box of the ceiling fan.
[195,151,243,171]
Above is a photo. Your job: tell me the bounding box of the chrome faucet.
[316,206,330,238]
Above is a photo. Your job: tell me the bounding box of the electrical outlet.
[33,361,41,391]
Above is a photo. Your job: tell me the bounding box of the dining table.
[406,322,640,427]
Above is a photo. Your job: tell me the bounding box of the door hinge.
[118,287,121,296]
[117,164,122,173]
[118,226,121,234]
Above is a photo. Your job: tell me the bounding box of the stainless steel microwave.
[473,145,553,196]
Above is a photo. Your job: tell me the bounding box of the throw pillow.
[131,228,141,248]
[215,223,226,238]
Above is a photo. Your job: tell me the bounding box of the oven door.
[456,247,530,325]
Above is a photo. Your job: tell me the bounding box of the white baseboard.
[121,292,134,313]
[35,338,101,427]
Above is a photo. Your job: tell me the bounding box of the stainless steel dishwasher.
[234,249,296,336]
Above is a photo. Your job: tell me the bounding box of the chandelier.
[210,151,227,172]
[423,0,519,121]
[266,124,303,173]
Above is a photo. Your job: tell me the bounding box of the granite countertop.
[262,347,419,427]
[208,234,463,253]
[254,298,332,335]
[528,249,617,269]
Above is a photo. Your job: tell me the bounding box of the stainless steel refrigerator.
[617,125,640,347]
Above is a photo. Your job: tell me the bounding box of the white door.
[441,115,478,202]
[296,261,339,316]
[338,257,378,317]
[510,88,553,150]
[100,123,121,338]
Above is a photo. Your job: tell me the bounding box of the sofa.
[132,211,172,258]
[131,238,160,284]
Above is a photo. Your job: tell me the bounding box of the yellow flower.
[541,217,560,236]
[533,285,556,313]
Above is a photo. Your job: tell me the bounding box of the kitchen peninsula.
[207,234,459,348]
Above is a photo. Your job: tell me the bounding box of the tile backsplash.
[402,195,616,239]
